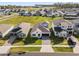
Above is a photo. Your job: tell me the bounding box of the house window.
[38,34,40,36]
[32,34,36,36]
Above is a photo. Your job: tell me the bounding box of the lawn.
[0,16,62,26]
[74,35,79,41]
[9,47,41,53]
[53,47,73,52]
[0,38,7,46]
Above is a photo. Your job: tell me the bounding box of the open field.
[0,16,62,25]
[9,47,41,53]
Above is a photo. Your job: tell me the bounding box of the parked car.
[68,37,76,47]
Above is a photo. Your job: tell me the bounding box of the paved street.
[40,38,54,52]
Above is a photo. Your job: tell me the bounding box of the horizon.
[0,2,79,6]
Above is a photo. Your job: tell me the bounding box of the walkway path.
[40,38,54,52]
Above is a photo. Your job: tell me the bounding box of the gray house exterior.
[31,22,50,38]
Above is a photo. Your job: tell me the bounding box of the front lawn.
[9,47,41,53]
[74,35,79,41]
[53,47,73,52]
[0,38,7,46]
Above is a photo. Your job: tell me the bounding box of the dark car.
[68,38,76,47]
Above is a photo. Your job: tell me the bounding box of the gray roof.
[53,19,72,26]
[68,19,79,24]
[0,24,13,34]
[31,22,50,33]
[18,22,31,35]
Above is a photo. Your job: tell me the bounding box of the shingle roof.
[53,19,72,26]
[18,22,31,35]
[0,24,13,34]
[31,22,50,33]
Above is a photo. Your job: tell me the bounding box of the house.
[31,22,50,38]
[3,9,11,15]
[68,19,79,35]
[46,9,55,17]
[8,22,31,39]
[33,10,42,16]
[52,19,74,38]
[64,12,79,19]
[19,10,25,16]
[7,22,31,44]
[0,24,14,38]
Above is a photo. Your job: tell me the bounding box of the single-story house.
[64,12,79,19]
[31,22,50,38]
[46,9,55,17]
[52,19,74,38]
[7,22,31,44]
[0,24,14,38]
[9,22,31,39]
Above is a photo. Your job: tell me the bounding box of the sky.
[0,0,79,6]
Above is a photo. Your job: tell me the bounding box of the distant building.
[64,12,79,19]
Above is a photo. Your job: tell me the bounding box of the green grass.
[0,16,62,25]
[0,38,7,46]
[10,47,41,53]
[53,47,73,52]
[13,39,42,46]
[74,35,79,41]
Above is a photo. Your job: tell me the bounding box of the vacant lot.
[0,16,62,25]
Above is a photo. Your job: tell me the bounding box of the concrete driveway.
[40,38,54,52]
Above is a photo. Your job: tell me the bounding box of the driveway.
[40,38,54,52]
